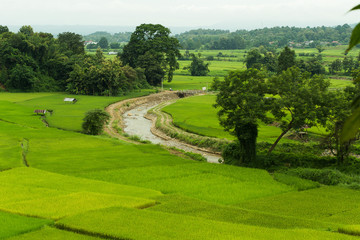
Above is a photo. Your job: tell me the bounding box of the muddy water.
[123,103,220,163]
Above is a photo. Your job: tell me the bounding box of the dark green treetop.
[120,24,181,85]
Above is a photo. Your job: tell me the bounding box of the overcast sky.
[2,0,360,31]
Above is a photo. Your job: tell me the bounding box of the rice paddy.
[1,46,360,239]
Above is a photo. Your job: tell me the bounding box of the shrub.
[222,141,242,165]
[82,109,110,135]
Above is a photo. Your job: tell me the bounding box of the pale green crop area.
[6,227,103,240]
[1,91,360,239]
[56,206,359,240]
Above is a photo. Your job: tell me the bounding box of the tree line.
[0,24,179,94]
[176,25,353,50]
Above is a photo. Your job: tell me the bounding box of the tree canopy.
[120,24,181,86]
[82,109,110,135]
[0,26,149,95]
[212,69,269,165]
[187,54,210,76]
[267,67,331,153]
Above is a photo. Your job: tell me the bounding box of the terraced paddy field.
[1,92,360,239]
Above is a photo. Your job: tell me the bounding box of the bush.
[82,109,110,135]
[222,141,242,165]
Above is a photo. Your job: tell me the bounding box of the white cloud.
[1,0,359,29]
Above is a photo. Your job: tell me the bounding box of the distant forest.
[83,24,353,50]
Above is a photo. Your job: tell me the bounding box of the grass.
[2,91,360,238]
[150,194,336,230]
[163,75,214,91]
[0,211,52,239]
[56,206,358,240]
[0,167,161,199]
[238,186,360,223]
[328,78,353,89]
[175,60,246,76]
[77,162,295,205]
[6,226,103,240]
[0,136,23,171]
[0,192,155,219]
[6,90,154,131]
[339,225,360,237]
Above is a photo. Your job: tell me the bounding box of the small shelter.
[34,109,47,115]
[64,98,77,104]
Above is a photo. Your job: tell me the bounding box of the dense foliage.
[212,69,269,165]
[0,25,149,95]
[186,54,210,76]
[0,25,77,92]
[67,49,149,96]
[82,109,110,135]
[120,24,181,85]
[83,31,132,44]
[176,25,352,50]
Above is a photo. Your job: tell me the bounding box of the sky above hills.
[2,0,360,32]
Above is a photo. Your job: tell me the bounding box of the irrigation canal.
[122,102,221,163]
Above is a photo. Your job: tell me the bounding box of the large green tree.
[244,48,263,69]
[58,32,85,55]
[187,54,210,76]
[67,49,146,96]
[212,69,269,165]
[98,37,109,49]
[0,25,9,34]
[277,46,296,72]
[267,67,331,153]
[120,24,181,86]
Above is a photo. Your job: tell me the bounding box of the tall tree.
[0,25,9,34]
[277,46,296,72]
[58,32,85,55]
[120,24,181,85]
[267,67,331,153]
[19,25,34,36]
[98,37,109,49]
[244,48,263,69]
[187,54,210,76]
[212,69,269,165]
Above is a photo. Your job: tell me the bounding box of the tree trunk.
[235,122,258,165]
[268,122,293,154]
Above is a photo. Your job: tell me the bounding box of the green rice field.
[1,87,360,238]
